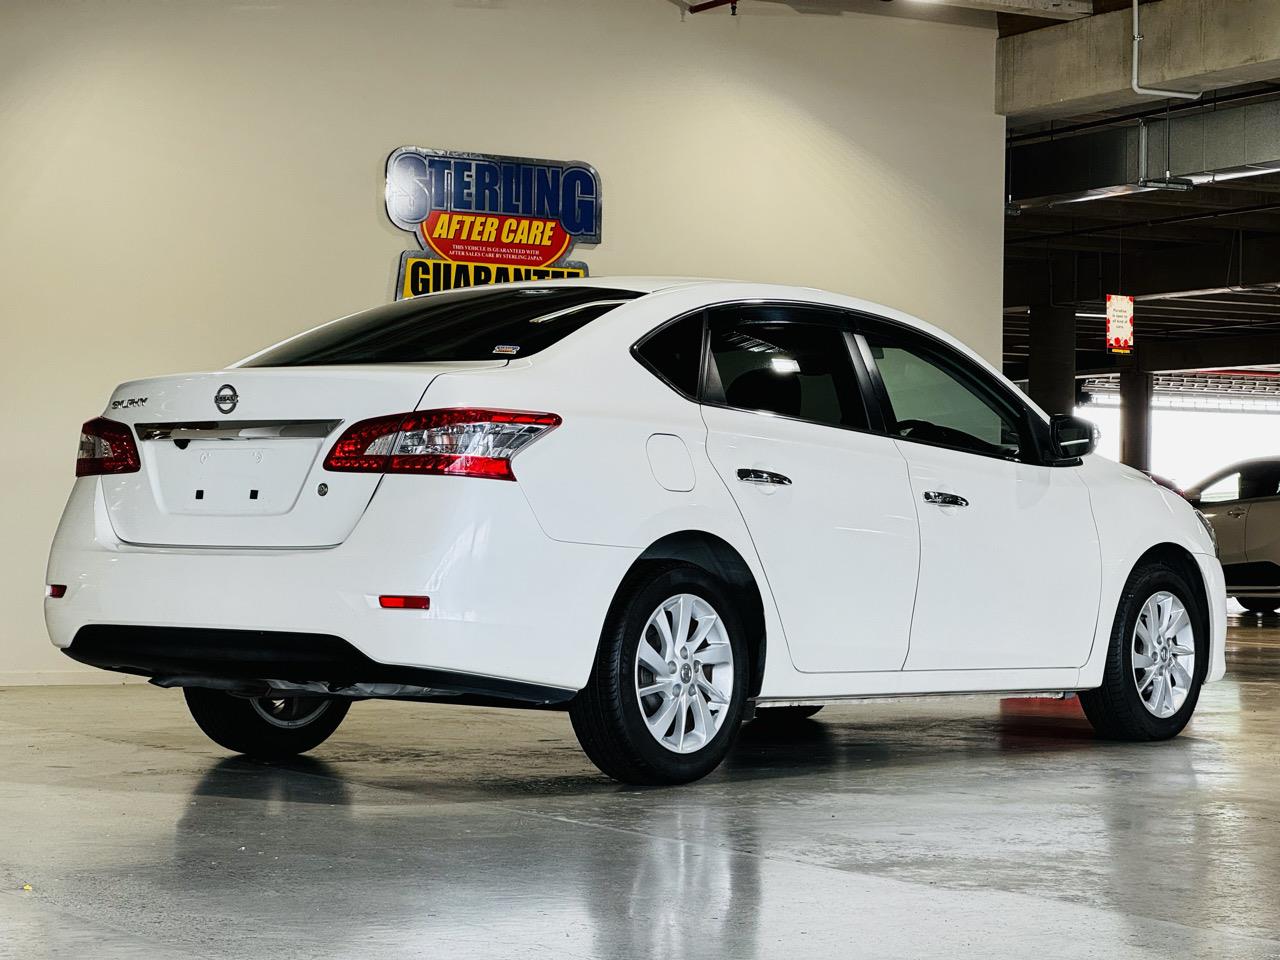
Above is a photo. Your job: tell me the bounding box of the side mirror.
[1049,414,1098,463]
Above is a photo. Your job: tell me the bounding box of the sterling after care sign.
[385,147,601,299]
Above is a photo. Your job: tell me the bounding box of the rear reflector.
[46,584,67,599]
[76,417,141,477]
[324,408,561,480]
[379,595,430,610]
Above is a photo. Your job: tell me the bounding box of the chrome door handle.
[1226,507,1247,517]
[737,468,792,486]
[923,490,968,508]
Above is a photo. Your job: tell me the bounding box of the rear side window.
[705,305,867,430]
[634,312,704,398]
[1198,472,1242,504]
[242,286,642,366]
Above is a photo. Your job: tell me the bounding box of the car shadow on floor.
[185,697,1146,801]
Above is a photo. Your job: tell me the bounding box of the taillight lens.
[324,408,561,481]
[379,595,430,609]
[76,418,141,477]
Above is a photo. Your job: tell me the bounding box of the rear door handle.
[737,468,792,486]
[923,490,969,508]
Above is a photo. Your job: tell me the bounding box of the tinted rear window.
[243,286,642,366]
[635,312,704,398]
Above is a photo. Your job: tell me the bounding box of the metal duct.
[1009,99,1280,209]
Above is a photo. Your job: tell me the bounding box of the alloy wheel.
[1131,591,1196,719]
[634,594,735,754]
[250,697,333,729]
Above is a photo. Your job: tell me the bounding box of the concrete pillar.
[1119,367,1153,472]
[1027,304,1077,416]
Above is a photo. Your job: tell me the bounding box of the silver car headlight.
[1194,509,1218,557]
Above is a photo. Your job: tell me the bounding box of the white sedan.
[46,278,1226,784]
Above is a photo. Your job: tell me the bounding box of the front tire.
[1237,597,1280,614]
[1079,562,1206,741]
[184,688,350,759]
[570,562,749,785]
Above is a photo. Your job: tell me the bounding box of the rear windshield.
[242,286,642,366]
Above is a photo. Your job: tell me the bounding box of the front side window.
[705,305,867,430]
[242,286,642,366]
[863,327,1024,459]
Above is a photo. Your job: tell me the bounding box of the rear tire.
[570,562,749,785]
[184,688,350,759]
[1079,561,1206,742]
[753,705,823,724]
[1237,597,1280,614]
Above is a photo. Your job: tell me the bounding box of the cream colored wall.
[0,0,1004,684]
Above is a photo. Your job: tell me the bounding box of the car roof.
[1202,456,1280,476]
[511,274,1039,412]
[522,276,753,294]
[1187,457,1280,490]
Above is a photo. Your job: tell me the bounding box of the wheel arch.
[1130,542,1211,645]
[623,530,769,698]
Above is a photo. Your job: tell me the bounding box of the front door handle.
[923,490,969,508]
[737,468,792,486]
[1227,507,1247,518]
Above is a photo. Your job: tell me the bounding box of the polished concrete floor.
[2,620,1278,959]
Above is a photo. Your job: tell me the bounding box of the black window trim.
[854,314,1057,467]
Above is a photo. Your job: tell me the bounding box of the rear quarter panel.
[414,288,796,686]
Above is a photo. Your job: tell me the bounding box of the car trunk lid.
[99,364,503,548]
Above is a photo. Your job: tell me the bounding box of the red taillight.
[379,595,430,609]
[324,408,561,481]
[76,418,140,477]
[46,584,67,599]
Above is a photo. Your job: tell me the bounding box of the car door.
[1241,463,1280,580]
[1191,468,1249,568]
[858,319,1102,672]
[698,303,919,673]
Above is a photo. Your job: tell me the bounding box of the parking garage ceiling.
[993,0,1280,391]
[1002,82,1280,381]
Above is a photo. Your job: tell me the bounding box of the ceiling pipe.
[1131,0,1200,101]
[1006,201,1280,245]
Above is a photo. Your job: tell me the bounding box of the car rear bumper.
[45,476,635,693]
[62,624,575,706]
